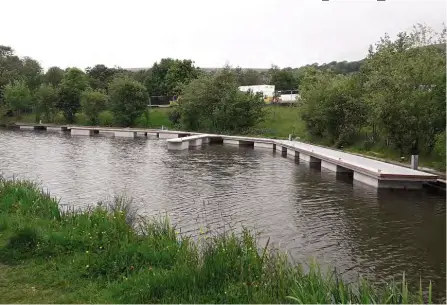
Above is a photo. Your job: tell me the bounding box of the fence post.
[411,155,419,170]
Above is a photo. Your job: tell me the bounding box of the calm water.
[0,129,445,299]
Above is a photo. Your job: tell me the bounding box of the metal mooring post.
[411,155,419,170]
[288,134,292,141]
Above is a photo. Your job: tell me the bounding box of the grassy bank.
[0,178,435,303]
[252,106,445,173]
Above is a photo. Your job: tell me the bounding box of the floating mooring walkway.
[12,123,439,190]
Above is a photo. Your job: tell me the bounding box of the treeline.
[0,45,355,129]
[0,47,369,129]
[0,23,445,167]
[0,51,202,126]
[229,59,364,90]
[299,24,446,166]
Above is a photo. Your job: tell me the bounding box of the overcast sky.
[1,0,445,70]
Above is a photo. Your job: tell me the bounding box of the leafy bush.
[34,83,57,122]
[53,111,67,124]
[74,112,88,125]
[98,110,114,126]
[362,24,446,155]
[134,108,151,128]
[168,109,181,125]
[109,77,148,127]
[80,89,108,125]
[3,81,32,117]
[179,67,265,133]
[56,68,89,123]
[300,70,366,147]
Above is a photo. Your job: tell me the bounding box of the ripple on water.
[0,129,445,300]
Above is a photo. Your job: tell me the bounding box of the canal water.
[0,129,445,300]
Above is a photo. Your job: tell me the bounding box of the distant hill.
[125,43,445,73]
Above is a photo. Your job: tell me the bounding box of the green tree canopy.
[86,64,124,92]
[108,76,148,127]
[178,67,265,133]
[362,24,446,155]
[44,66,64,87]
[147,58,200,96]
[34,83,58,122]
[57,68,89,123]
[269,66,298,91]
[3,81,32,117]
[20,57,43,92]
[234,67,265,86]
[300,69,366,147]
[80,89,108,125]
[0,46,23,102]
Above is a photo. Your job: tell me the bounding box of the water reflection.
[0,129,445,300]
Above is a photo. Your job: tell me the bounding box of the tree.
[44,66,64,87]
[147,58,175,96]
[269,66,298,91]
[0,47,43,106]
[235,67,264,86]
[0,45,22,102]
[20,57,42,91]
[300,69,367,147]
[34,84,58,122]
[147,58,199,96]
[164,59,200,96]
[178,66,265,133]
[108,76,148,126]
[0,45,14,58]
[243,69,264,85]
[86,64,124,91]
[80,90,107,125]
[57,68,89,123]
[132,69,153,98]
[3,81,32,117]
[362,23,446,155]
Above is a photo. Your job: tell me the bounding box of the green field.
[251,105,306,139]
[0,178,432,303]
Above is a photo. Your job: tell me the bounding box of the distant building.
[276,90,300,103]
[238,85,275,103]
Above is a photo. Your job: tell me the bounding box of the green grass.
[346,145,446,173]
[0,178,435,303]
[134,108,173,129]
[252,105,306,139]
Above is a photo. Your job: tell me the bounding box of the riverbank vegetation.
[299,25,446,171]
[0,23,445,170]
[0,178,435,303]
